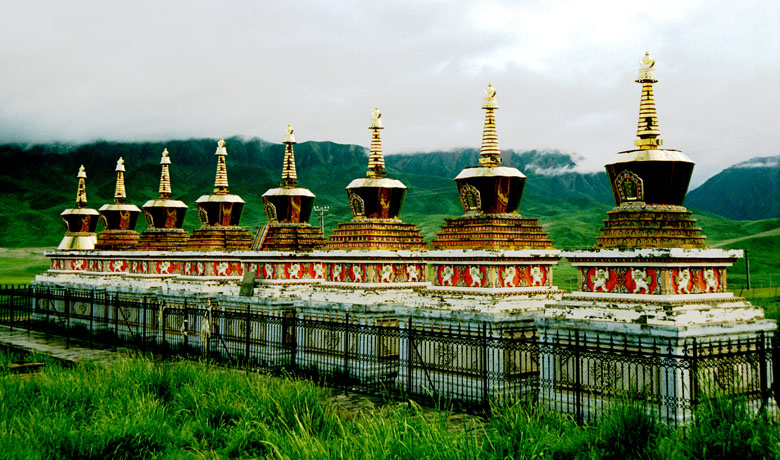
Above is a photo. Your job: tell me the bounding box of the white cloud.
[0,0,777,186]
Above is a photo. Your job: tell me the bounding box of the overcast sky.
[1,0,778,185]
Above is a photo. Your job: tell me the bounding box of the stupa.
[186,138,253,251]
[431,85,552,249]
[325,108,427,250]
[137,148,189,250]
[395,87,563,402]
[94,158,142,250]
[596,52,706,249]
[256,125,326,250]
[57,165,99,250]
[537,53,776,423]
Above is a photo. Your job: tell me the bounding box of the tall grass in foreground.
[0,356,778,459]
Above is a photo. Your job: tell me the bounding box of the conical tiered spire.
[214,138,229,194]
[158,148,172,199]
[367,107,386,179]
[281,125,298,187]
[76,165,88,208]
[479,84,501,166]
[114,158,126,204]
[634,52,663,149]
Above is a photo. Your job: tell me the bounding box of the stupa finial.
[479,84,501,166]
[634,52,663,149]
[213,137,229,195]
[281,124,298,187]
[114,157,126,203]
[158,148,172,199]
[367,107,386,179]
[76,165,88,208]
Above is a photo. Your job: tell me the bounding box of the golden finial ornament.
[479,84,501,166]
[158,148,172,199]
[634,52,663,149]
[213,137,230,194]
[367,107,386,179]
[281,124,298,187]
[114,157,127,203]
[76,165,88,208]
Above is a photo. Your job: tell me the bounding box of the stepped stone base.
[326,219,427,250]
[258,223,326,251]
[432,214,552,249]
[137,229,190,251]
[186,226,254,251]
[596,204,707,249]
[94,230,140,250]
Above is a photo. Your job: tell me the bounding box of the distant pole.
[745,249,751,290]
[313,206,331,234]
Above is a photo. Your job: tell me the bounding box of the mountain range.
[686,156,780,220]
[0,138,777,252]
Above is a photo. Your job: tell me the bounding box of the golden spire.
[76,165,88,208]
[114,157,126,204]
[281,124,298,187]
[367,107,386,179]
[479,84,501,166]
[213,138,229,195]
[158,148,172,199]
[634,52,663,149]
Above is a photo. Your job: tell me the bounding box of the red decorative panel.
[463,265,487,288]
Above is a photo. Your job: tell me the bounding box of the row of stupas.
[58,52,703,254]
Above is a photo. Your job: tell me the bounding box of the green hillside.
[687,156,780,220]
[0,138,776,251]
[0,139,615,248]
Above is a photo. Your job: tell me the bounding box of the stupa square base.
[257,223,326,251]
[395,309,539,403]
[432,214,552,250]
[294,302,400,386]
[596,205,707,249]
[535,247,776,425]
[94,230,140,250]
[325,220,427,251]
[137,229,190,251]
[417,249,563,313]
[187,226,254,251]
[534,317,776,425]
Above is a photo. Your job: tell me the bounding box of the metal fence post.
[290,310,297,370]
[574,330,582,425]
[482,322,489,409]
[407,319,413,396]
[344,312,350,385]
[26,285,32,333]
[142,296,147,345]
[9,285,14,331]
[113,294,119,344]
[64,288,71,346]
[759,331,768,407]
[162,304,167,349]
[690,338,699,412]
[89,290,95,347]
[183,299,189,350]
[244,304,251,366]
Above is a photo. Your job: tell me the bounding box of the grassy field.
[0,355,777,460]
[0,248,50,284]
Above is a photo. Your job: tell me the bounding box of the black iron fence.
[0,284,777,426]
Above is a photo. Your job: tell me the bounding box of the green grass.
[0,248,50,284]
[0,356,777,459]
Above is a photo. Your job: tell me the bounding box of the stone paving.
[0,325,121,364]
